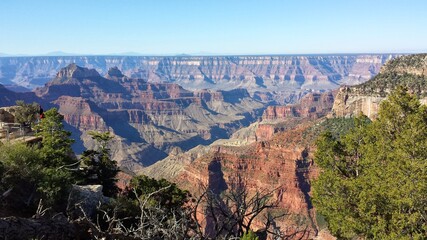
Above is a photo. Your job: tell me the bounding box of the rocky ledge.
[331,54,427,119]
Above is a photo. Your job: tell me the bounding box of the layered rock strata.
[34,64,265,171]
[0,55,397,104]
[331,54,427,119]
[141,90,336,238]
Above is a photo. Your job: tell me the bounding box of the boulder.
[0,214,75,240]
[0,107,16,123]
[66,185,107,220]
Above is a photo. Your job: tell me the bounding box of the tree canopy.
[80,131,119,197]
[0,143,42,216]
[35,108,75,167]
[14,100,39,126]
[313,86,427,239]
[129,175,189,209]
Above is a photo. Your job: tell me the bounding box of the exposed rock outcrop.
[0,107,15,123]
[329,86,383,119]
[174,122,321,238]
[67,185,107,220]
[142,89,338,238]
[33,64,265,170]
[0,214,75,240]
[331,54,427,119]
[262,91,335,121]
[0,55,397,103]
[106,66,125,78]
[56,63,100,80]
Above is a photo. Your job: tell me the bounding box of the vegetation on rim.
[313,86,427,239]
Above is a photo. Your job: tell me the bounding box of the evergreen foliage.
[35,108,75,167]
[0,107,82,214]
[304,116,370,141]
[14,100,39,126]
[34,108,78,208]
[0,143,42,215]
[129,175,189,210]
[241,230,259,240]
[313,86,427,239]
[355,72,427,97]
[80,131,119,197]
[354,54,427,97]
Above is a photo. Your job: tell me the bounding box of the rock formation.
[331,54,427,119]
[0,84,42,107]
[0,214,75,240]
[170,121,324,238]
[0,54,397,104]
[141,89,337,238]
[0,107,16,123]
[66,185,107,220]
[262,91,335,121]
[34,64,265,171]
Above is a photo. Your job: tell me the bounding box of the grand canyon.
[0,55,395,102]
[4,53,425,238]
[0,54,396,170]
[1,1,426,239]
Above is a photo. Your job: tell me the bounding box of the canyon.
[3,53,423,238]
[141,91,337,237]
[331,54,427,118]
[141,54,427,238]
[0,54,396,104]
[0,84,41,106]
[28,64,264,171]
[0,54,398,171]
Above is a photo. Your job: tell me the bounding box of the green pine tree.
[241,230,259,240]
[313,86,427,239]
[80,131,119,197]
[34,108,77,208]
[35,108,75,167]
[14,100,39,126]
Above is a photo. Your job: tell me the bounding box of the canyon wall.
[262,91,335,121]
[141,90,337,238]
[0,84,42,107]
[32,64,265,171]
[331,54,427,119]
[0,54,397,103]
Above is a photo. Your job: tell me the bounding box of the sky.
[1,0,426,56]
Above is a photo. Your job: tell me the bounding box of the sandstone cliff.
[331,54,427,119]
[0,55,397,104]
[262,91,335,121]
[34,64,265,170]
[171,121,325,238]
[141,90,337,238]
[142,89,335,178]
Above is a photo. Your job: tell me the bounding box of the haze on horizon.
[1,0,427,56]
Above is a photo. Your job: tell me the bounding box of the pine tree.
[34,108,77,208]
[14,100,39,126]
[34,108,75,167]
[80,131,119,197]
[313,86,427,239]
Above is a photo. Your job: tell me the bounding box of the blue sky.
[1,0,426,55]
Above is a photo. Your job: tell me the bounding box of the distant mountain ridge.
[0,84,42,106]
[0,54,398,104]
